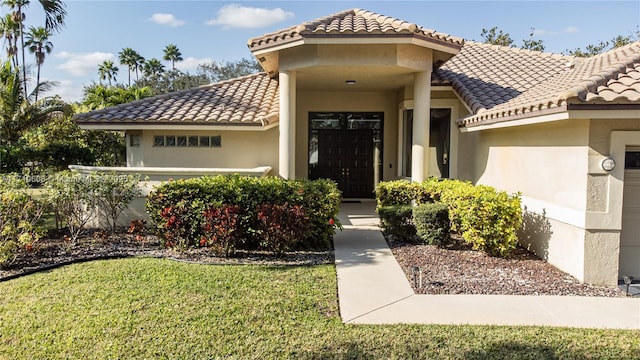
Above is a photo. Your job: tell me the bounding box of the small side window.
[130,134,141,147]
[199,136,210,147]
[211,135,221,147]
[166,136,176,147]
[154,135,165,147]
[177,136,187,147]
[188,136,199,147]
[625,152,640,169]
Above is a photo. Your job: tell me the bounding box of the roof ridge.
[464,40,574,60]
[353,8,419,32]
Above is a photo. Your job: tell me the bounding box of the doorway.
[308,112,383,198]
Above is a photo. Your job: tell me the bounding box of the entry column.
[412,70,431,182]
[278,70,296,179]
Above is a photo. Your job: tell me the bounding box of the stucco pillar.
[278,70,296,179]
[411,70,432,182]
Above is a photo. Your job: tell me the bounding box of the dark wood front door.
[314,129,375,198]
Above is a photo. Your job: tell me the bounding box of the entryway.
[308,112,382,198]
[620,151,640,280]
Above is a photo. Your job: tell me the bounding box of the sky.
[2,0,639,103]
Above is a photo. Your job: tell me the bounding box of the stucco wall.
[130,129,279,173]
[296,90,398,181]
[468,119,593,281]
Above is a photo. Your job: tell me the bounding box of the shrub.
[0,177,48,267]
[201,205,243,256]
[91,173,142,233]
[413,203,450,246]
[374,180,432,210]
[376,178,522,257]
[256,203,309,255]
[378,205,416,240]
[46,172,98,243]
[146,175,341,251]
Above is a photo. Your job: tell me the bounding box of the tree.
[2,0,67,97]
[81,83,152,110]
[0,60,68,147]
[0,14,20,69]
[564,29,639,57]
[134,70,208,95]
[98,60,118,86]
[133,52,145,82]
[521,28,544,52]
[480,27,514,47]
[118,47,142,87]
[142,58,164,77]
[25,26,53,100]
[162,43,183,70]
[197,57,262,82]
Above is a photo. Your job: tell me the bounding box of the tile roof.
[74,73,279,127]
[449,41,640,127]
[247,8,464,52]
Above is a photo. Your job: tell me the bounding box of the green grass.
[0,258,638,359]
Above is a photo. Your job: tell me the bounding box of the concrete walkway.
[334,200,640,329]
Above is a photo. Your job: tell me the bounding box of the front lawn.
[0,258,638,359]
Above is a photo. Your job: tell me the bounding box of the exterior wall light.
[601,157,616,171]
[345,80,356,85]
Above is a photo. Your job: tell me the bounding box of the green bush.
[378,205,416,240]
[146,175,341,251]
[376,178,522,257]
[374,180,432,210]
[0,176,48,267]
[46,172,99,243]
[413,203,450,246]
[91,173,142,233]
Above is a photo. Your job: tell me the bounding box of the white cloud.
[206,4,294,29]
[55,51,115,77]
[50,79,84,103]
[175,57,214,72]
[564,26,579,34]
[149,13,185,27]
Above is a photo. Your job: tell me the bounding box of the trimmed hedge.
[413,203,450,246]
[378,205,415,240]
[375,179,522,257]
[146,175,341,252]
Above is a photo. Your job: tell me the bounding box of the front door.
[309,112,383,198]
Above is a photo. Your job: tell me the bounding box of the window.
[402,109,413,177]
[625,152,640,169]
[154,135,165,147]
[152,135,222,147]
[130,134,141,147]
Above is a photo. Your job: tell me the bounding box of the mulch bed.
[388,235,626,297]
[0,230,334,281]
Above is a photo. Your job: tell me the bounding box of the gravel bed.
[388,235,626,297]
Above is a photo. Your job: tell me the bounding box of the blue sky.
[4,0,639,102]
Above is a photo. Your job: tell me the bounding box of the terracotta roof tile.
[248,8,463,51]
[74,73,279,127]
[443,41,640,127]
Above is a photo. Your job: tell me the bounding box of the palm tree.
[98,60,118,86]
[25,26,52,100]
[2,0,67,97]
[0,61,69,147]
[0,14,20,69]
[133,53,145,82]
[118,47,142,87]
[162,43,183,70]
[143,58,164,77]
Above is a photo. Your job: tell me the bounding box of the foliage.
[45,171,98,243]
[413,202,450,246]
[565,30,639,57]
[0,60,70,148]
[375,178,522,257]
[374,179,433,210]
[142,57,164,77]
[256,203,309,255]
[80,83,152,110]
[201,204,242,256]
[97,60,118,86]
[24,25,53,100]
[522,27,544,51]
[118,47,144,86]
[480,26,515,47]
[146,175,342,252]
[377,205,416,240]
[0,175,47,267]
[162,43,183,70]
[197,57,262,82]
[133,70,208,95]
[91,173,142,233]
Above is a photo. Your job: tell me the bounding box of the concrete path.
[334,201,640,329]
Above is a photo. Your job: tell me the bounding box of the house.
[74,8,640,287]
